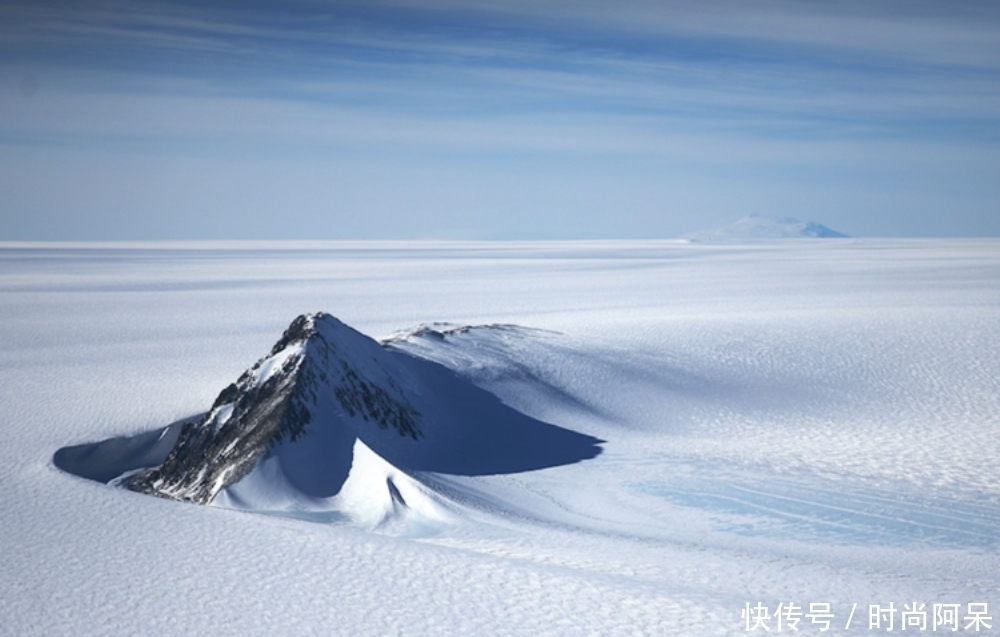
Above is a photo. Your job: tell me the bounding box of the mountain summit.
[122,313,424,504]
[682,215,848,241]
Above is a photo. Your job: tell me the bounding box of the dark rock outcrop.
[122,313,421,504]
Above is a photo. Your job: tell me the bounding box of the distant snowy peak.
[122,313,422,504]
[682,215,849,242]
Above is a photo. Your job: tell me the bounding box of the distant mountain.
[681,215,849,241]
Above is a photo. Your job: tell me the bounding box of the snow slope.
[2,239,998,636]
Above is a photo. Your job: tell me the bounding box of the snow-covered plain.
[1,239,998,636]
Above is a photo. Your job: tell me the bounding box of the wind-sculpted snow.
[54,418,187,484]
[8,240,1000,636]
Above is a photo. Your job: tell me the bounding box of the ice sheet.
[1,239,998,635]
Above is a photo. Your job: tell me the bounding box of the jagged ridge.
[122,313,421,504]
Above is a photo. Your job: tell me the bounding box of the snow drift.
[55,312,603,527]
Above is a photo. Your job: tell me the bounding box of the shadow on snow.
[54,349,604,495]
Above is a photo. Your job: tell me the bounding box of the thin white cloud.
[5,0,1000,71]
[1,0,998,238]
[7,77,997,170]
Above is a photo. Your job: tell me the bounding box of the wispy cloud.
[5,1,998,139]
[2,0,998,238]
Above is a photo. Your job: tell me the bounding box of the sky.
[1,0,999,240]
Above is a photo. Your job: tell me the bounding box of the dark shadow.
[355,352,604,476]
[54,350,604,488]
[272,411,356,497]
[53,416,195,484]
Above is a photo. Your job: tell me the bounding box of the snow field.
[1,239,998,635]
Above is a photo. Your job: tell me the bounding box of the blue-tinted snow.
[2,239,998,635]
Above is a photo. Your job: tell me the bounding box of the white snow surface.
[216,438,454,535]
[249,342,302,385]
[2,239,998,636]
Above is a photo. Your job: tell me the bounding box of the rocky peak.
[122,312,421,504]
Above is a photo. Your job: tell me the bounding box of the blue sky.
[2,0,999,239]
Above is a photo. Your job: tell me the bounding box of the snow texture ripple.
[2,239,998,636]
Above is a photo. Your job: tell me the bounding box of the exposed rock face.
[112,313,605,509]
[122,313,421,504]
